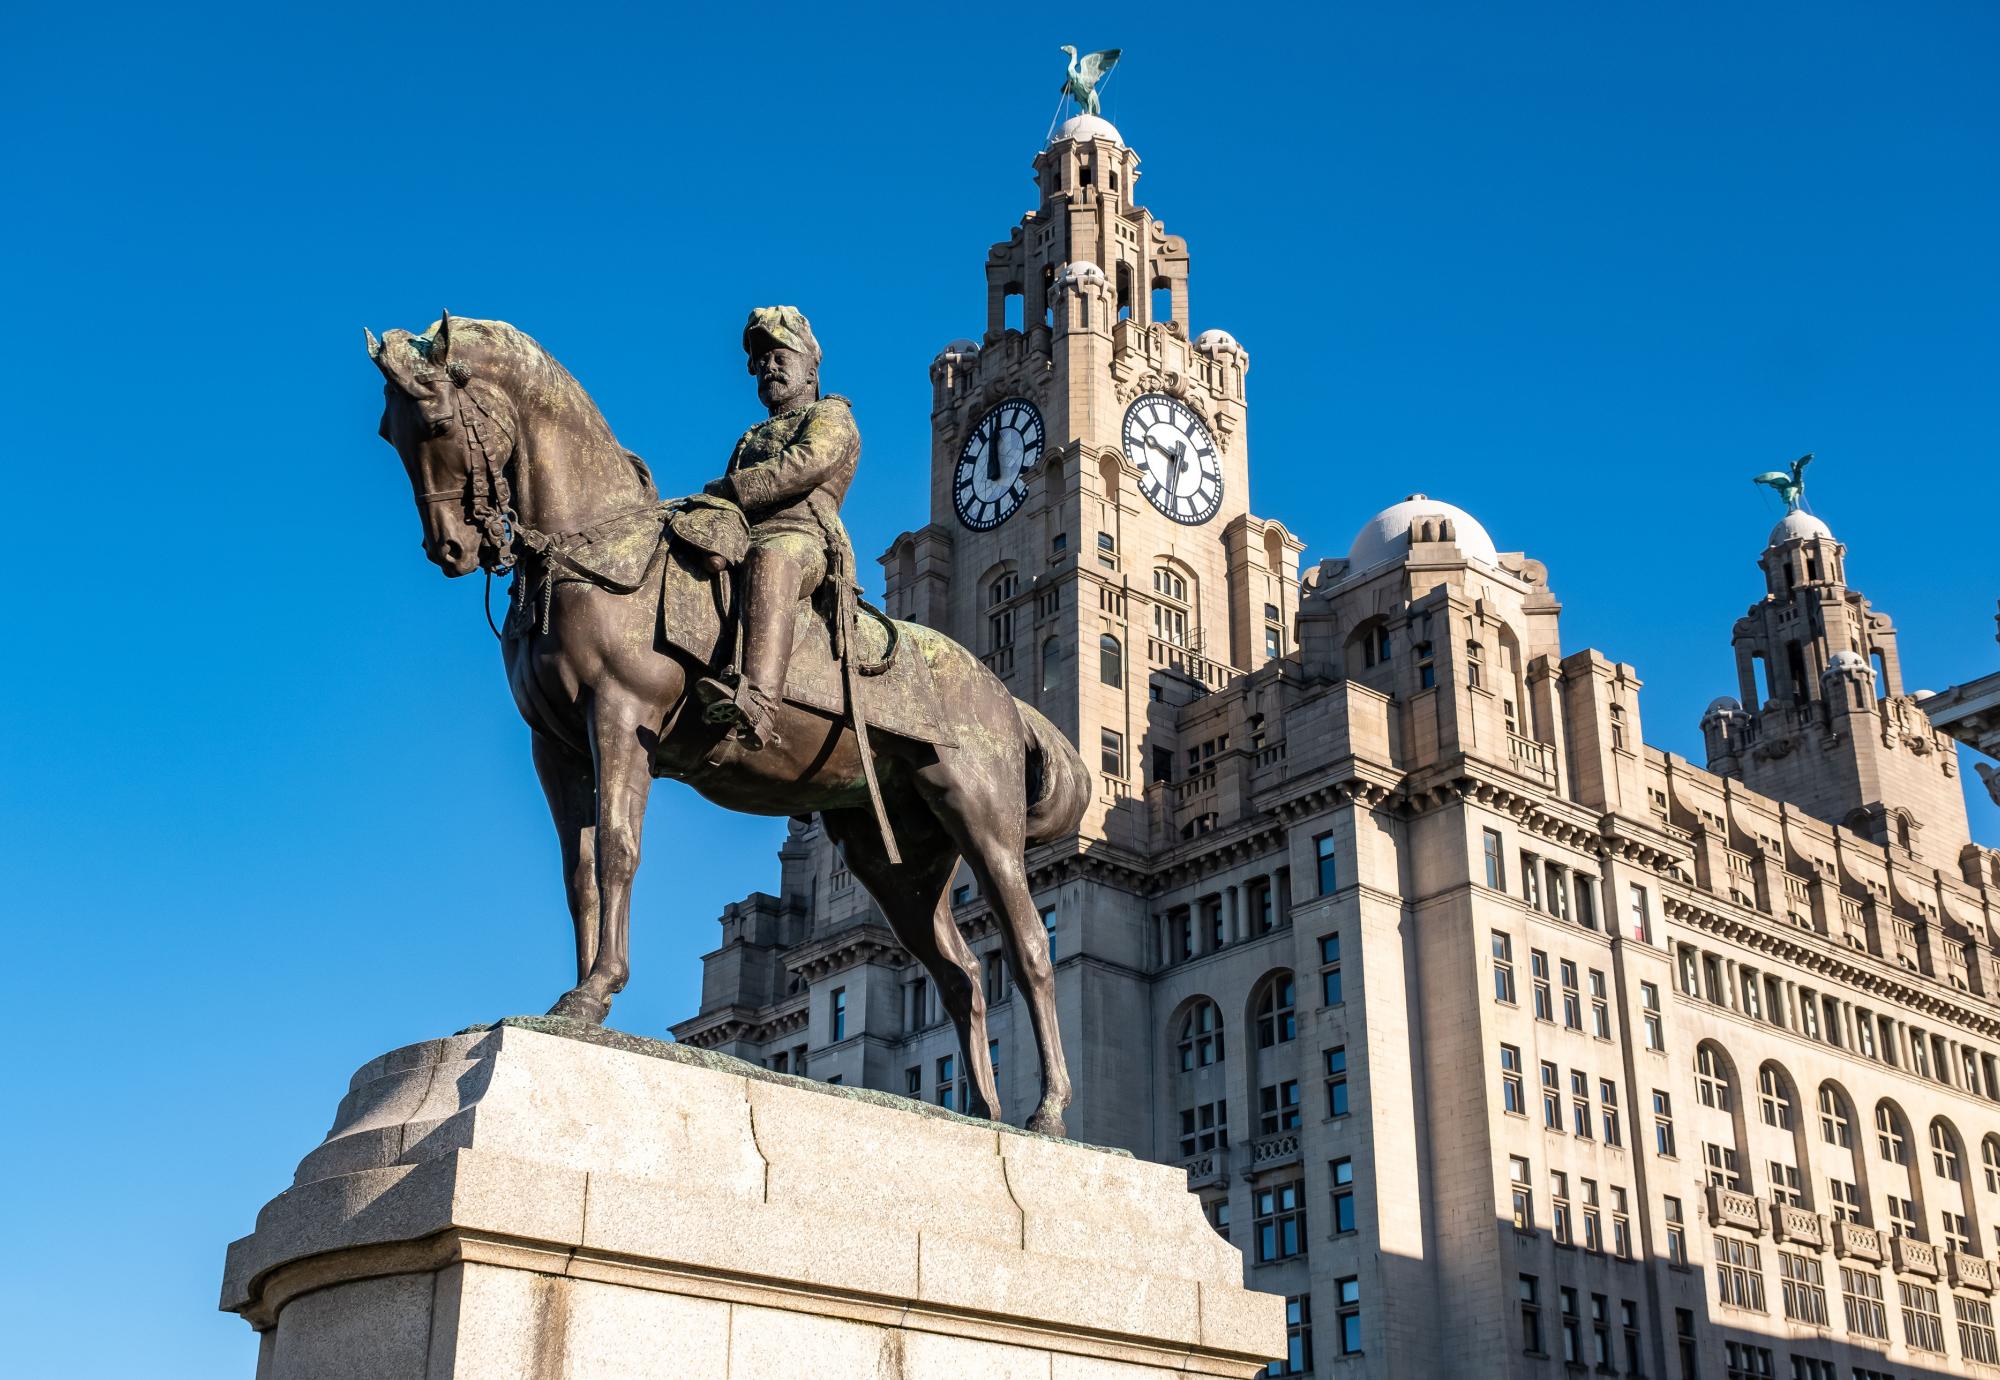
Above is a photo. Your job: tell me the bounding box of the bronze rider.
[696,306,859,751]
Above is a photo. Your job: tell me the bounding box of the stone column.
[1225,884,1242,943]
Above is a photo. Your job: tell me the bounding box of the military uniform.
[697,307,860,751]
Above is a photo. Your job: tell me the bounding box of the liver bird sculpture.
[1752,453,1813,512]
[1060,46,1121,116]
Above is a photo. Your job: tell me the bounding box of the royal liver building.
[673,112,2000,1380]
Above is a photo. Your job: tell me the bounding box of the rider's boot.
[696,547,805,752]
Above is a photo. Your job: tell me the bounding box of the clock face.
[1122,392,1223,525]
[953,398,1045,530]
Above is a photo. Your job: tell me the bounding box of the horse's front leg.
[533,731,600,1008]
[551,697,654,1023]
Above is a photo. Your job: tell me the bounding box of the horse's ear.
[433,310,454,364]
[364,327,382,359]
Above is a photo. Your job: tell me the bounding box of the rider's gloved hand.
[703,476,738,503]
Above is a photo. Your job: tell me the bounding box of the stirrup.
[695,677,781,751]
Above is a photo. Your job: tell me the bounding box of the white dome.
[1194,328,1241,355]
[1345,494,1500,575]
[1768,509,1833,546]
[1704,695,1745,717]
[1054,259,1105,288]
[933,338,979,362]
[1053,114,1124,147]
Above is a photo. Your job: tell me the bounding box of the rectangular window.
[1321,932,1344,1005]
[1337,1276,1361,1355]
[1330,1157,1356,1234]
[1204,1197,1230,1242]
[1560,1286,1580,1364]
[1769,1160,1803,1207]
[1531,949,1553,1021]
[1041,905,1056,961]
[1541,1061,1562,1130]
[1704,1142,1744,1190]
[1571,1068,1593,1139]
[1722,1341,1773,1380]
[1100,727,1124,776]
[1590,1293,1612,1368]
[1600,1079,1622,1146]
[1483,829,1505,888]
[1620,1298,1640,1374]
[1552,1170,1572,1245]
[1324,1046,1349,1117]
[1501,1044,1525,1115]
[1900,1280,1944,1353]
[1675,1309,1696,1380]
[1575,875,1597,930]
[1559,960,1581,1030]
[1254,1181,1306,1262]
[1641,981,1663,1051]
[904,1064,920,1095]
[1610,1186,1631,1258]
[1258,1079,1302,1135]
[1827,1178,1862,1224]
[1653,1090,1677,1157]
[1545,861,1570,920]
[1957,1293,1999,1365]
[1666,1195,1687,1266]
[1178,1100,1229,1157]
[936,1054,958,1110]
[1628,884,1650,943]
[1714,1234,1766,1312]
[1779,1250,1829,1326]
[1588,968,1610,1038]
[1522,853,1541,908]
[1271,1293,1313,1376]
[1510,1155,1535,1231]
[1841,1266,1887,1339]
[1491,931,1515,1004]
[1678,944,1700,997]
[830,987,847,1041]
[1582,1179,1602,1252]
[1315,832,1337,894]
[1519,1274,1543,1354]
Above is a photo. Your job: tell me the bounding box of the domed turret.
[1052,113,1124,148]
[1768,509,1833,548]
[1344,495,1500,577]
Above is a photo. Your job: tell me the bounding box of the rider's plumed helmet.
[742,306,821,371]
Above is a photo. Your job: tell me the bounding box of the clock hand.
[984,417,1001,483]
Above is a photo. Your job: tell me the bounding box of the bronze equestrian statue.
[367,309,1087,1136]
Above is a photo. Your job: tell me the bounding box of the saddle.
[654,499,956,749]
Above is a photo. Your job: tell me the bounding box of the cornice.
[1663,892,2000,1041]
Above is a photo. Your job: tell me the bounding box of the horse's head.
[368,312,519,577]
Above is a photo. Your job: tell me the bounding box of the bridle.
[417,371,521,578]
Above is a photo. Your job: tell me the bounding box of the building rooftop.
[1052,113,1123,147]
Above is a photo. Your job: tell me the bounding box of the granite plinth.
[220,1017,1283,1379]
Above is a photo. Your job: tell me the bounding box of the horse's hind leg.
[823,809,1000,1120]
[533,731,600,992]
[913,762,1072,1139]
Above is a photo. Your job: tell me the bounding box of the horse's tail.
[1019,701,1091,847]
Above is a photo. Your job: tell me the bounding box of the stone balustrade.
[1706,1183,1766,1235]
[1771,1203,1825,1249]
[1833,1219,1884,1263]
[1891,1233,1940,1280]
[1948,1249,1995,1293]
[1183,1152,1227,1192]
[1248,1131,1301,1172]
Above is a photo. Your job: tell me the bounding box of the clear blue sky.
[3,3,1995,1373]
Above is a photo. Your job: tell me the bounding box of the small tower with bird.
[1706,457,1970,861]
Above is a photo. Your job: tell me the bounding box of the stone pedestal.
[221,1017,1283,1379]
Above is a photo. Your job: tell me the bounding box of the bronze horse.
[369,315,1087,1135]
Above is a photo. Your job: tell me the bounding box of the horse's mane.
[427,316,652,492]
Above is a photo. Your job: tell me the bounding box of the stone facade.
[673,115,2000,1380]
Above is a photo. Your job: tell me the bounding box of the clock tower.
[882,111,1304,846]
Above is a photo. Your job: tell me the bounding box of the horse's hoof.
[1026,1109,1067,1139]
[548,990,611,1025]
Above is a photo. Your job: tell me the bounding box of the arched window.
[1931,1121,1963,1182]
[1984,1135,2000,1193]
[1758,1065,1794,1130]
[1895,814,1913,850]
[1876,1104,1909,1165]
[1695,1045,1733,1111]
[1818,1086,1853,1148]
[1178,1000,1224,1070]
[1099,633,1122,687]
[1254,973,1296,1048]
[1040,637,1062,694]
